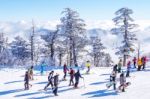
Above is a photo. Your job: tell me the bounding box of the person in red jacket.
[142,56,147,70]
[63,63,68,80]
[132,57,137,68]
[69,68,75,86]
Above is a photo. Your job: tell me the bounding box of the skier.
[53,73,59,96]
[113,64,118,73]
[86,61,91,74]
[28,66,34,80]
[69,68,75,86]
[24,71,30,90]
[119,72,126,92]
[118,59,122,73]
[63,63,68,81]
[132,57,137,68]
[137,58,142,71]
[126,61,131,77]
[41,61,46,75]
[44,71,54,91]
[74,70,83,88]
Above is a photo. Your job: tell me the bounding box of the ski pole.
[82,78,86,88]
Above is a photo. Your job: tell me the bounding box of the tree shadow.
[34,81,47,84]
[100,73,110,76]
[90,81,107,85]
[4,80,24,84]
[82,89,118,98]
[14,92,41,97]
[0,89,25,96]
[27,95,55,99]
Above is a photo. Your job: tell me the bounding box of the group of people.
[24,61,91,96]
[107,56,147,92]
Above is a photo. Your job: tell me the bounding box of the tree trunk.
[59,53,62,66]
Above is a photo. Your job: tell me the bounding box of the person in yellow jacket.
[86,61,91,74]
[137,58,142,71]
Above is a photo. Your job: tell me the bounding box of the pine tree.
[90,36,105,67]
[60,8,86,66]
[111,7,138,66]
[10,36,31,65]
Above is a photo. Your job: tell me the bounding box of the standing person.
[74,70,83,88]
[86,61,91,74]
[118,59,122,73]
[126,61,131,77]
[137,58,142,71]
[28,66,34,80]
[119,72,126,92]
[113,64,118,73]
[142,56,147,70]
[132,57,137,68]
[110,71,117,90]
[53,73,59,96]
[44,71,54,91]
[63,63,68,81]
[24,71,30,90]
[69,68,75,86]
[41,61,46,75]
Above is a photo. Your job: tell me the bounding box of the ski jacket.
[69,69,75,77]
[138,58,142,66]
[48,73,54,82]
[24,73,29,82]
[53,75,59,86]
[86,63,91,67]
[63,64,68,73]
[74,71,82,82]
[120,74,126,85]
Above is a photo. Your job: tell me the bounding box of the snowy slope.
[0,63,150,99]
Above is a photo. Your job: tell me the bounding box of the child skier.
[86,61,91,74]
[126,61,131,77]
[53,73,59,96]
[69,68,75,86]
[63,63,68,81]
[44,71,54,91]
[74,70,83,88]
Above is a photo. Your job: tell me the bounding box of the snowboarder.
[137,58,142,71]
[74,70,83,88]
[118,59,122,73]
[63,63,68,81]
[24,71,30,90]
[69,68,75,86]
[44,71,54,91]
[53,73,59,96]
[126,61,131,77]
[86,61,91,74]
[28,66,34,80]
[132,57,137,68]
[41,61,46,75]
[119,72,126,92]
[107,71,117,90]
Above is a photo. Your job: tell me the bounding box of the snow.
[1,63,150,99]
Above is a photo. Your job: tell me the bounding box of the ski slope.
[0,64,150,99]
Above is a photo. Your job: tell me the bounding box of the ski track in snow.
[0,63,150,99]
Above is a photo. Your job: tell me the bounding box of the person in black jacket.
[74,70,83,88]
[110,71,117,90]
[53,73,59,96]
[113,64,118,73]
[24,71,29,90]
[44,71,54,91]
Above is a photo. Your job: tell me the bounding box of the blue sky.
[0,0,149,21]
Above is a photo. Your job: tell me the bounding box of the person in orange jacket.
[137,58,142,71]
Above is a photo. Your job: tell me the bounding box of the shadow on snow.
[82,89,118,98]
[4,80,24,84]
[90,81,107,85]
[0,89,25,96]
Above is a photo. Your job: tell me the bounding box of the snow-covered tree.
[10,36,31,65]
[0,33,11,66]
[60,8,86,66]
[40,26,59,66]
[111,7,138,66]
[90,36,105,67]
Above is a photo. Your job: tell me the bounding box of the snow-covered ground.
[1,63,150,99]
